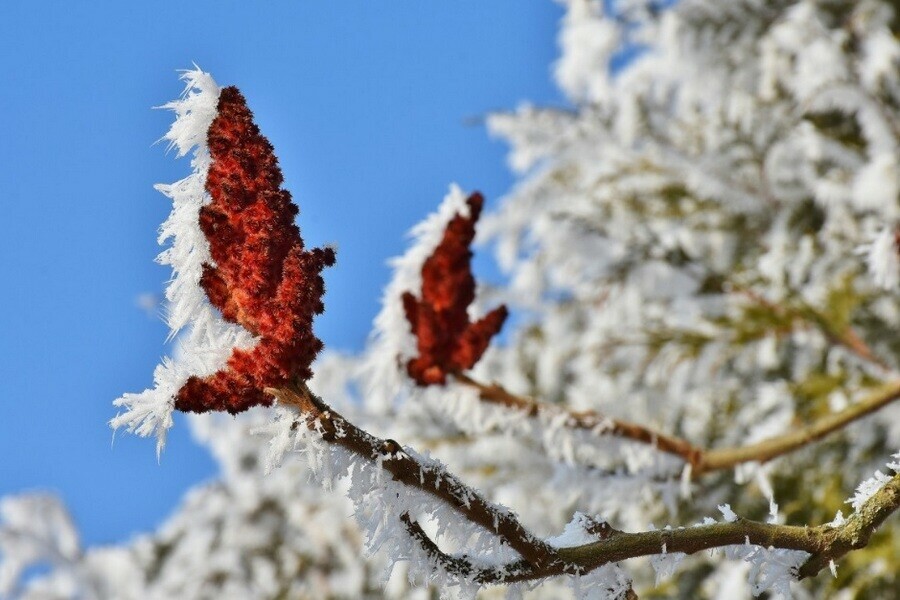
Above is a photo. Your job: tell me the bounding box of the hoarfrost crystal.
[110,69,253,456]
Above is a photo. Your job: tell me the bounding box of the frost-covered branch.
[558,469,900,581]
[267,383,900,590]
[451,371,703,465]
[266,382,561,570]
[398,513,544,584]
[696,381,900,473]
[798,468,900,579]
[452,372,900,476]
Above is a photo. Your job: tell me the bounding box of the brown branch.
[828,325,889,371]
[451,372,704,465]
[407,473,900,584]
[268,382,900,591]
[451,373,900,477]
[267,382,560,570]
[794,312,888,372]
[696,381,900,473]
[399,512,546,583]
[557,470,900,580]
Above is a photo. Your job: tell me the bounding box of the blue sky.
[0,2,564,546]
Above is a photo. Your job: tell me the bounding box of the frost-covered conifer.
[4,1,900,598]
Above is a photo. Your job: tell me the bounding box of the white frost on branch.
[724,543,809,600]
[555,0,619,103]
[718,504,738,523]
[847,450,900,512]
[648,540,686,587]
[545,512,606,548]
[568,563,633,600]
[852,153,900,217]
[257,405,527,597]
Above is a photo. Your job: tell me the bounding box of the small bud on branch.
[402,192,507,385]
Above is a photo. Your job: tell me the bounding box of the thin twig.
[451,373,900,477]
[698,380,900,473]
[451,371,703,465]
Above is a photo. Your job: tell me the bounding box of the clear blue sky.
[0,2,564,547]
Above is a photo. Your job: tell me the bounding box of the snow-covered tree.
[3,1,900,598]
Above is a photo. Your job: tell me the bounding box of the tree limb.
[267,382,560,570]
[697,380,900,473]
[268,382,900,590]
[451,371,703,465]
[452,373,900,477]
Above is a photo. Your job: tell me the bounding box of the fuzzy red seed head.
[403,192,508,385]
[174,86,335,415]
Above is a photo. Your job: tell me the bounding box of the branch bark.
[697,380,900,473]
[268,382,900,590]
[406,473,900,584]
[267,382,560,570]
[451,371,703,465]
[452,373,900,477]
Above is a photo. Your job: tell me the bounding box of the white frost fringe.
[258,406,530,598]
[111,68,255,457]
